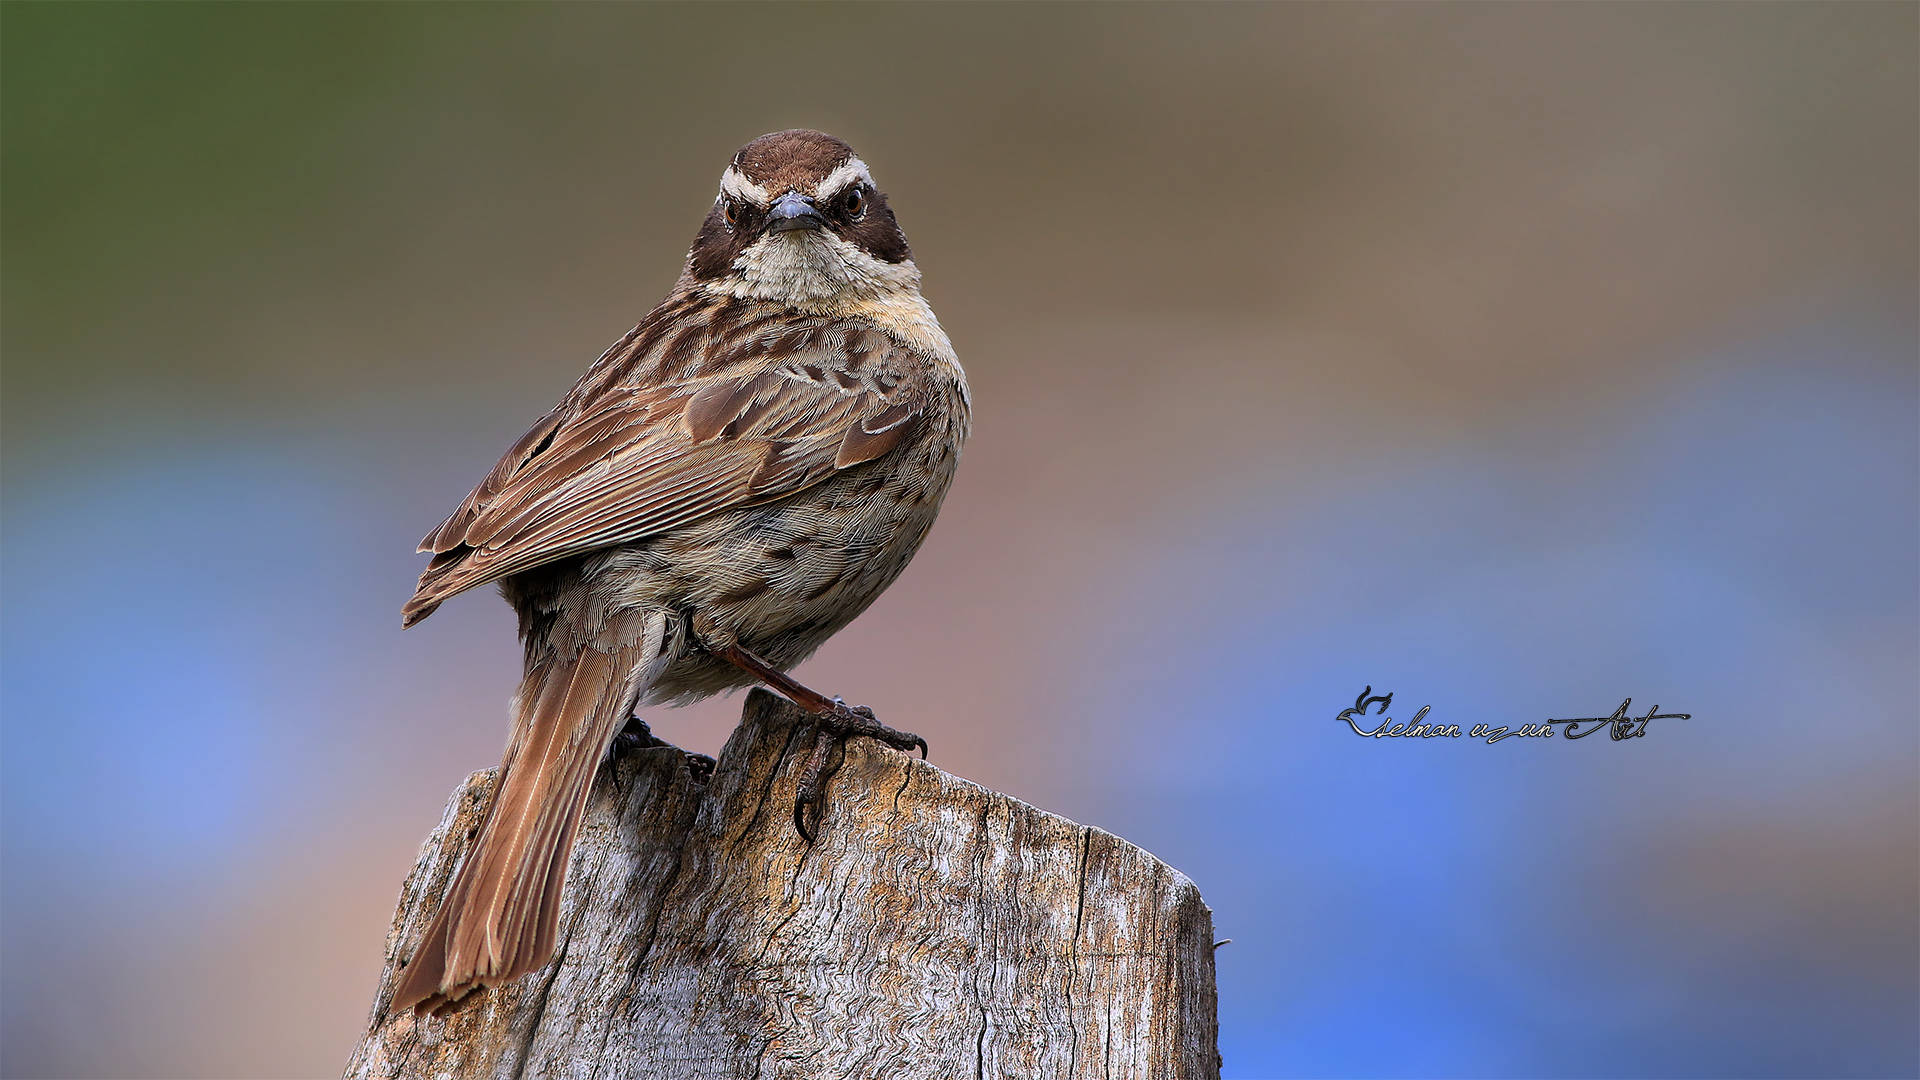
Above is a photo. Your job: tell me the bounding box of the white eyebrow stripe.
[814,157,872,200]
[719,166,772,207]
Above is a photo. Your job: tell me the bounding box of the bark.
[347,689,1220,1080]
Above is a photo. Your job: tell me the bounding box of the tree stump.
[347,689,1220,1079]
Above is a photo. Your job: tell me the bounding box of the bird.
[390,130,969,1015]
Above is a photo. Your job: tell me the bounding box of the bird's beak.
[767,190,825,233]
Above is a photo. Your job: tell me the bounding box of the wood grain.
[347,690,1219,1079]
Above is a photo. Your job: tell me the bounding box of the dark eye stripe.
[687,181,907,279]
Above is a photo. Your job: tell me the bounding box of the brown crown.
[730,130,857,192]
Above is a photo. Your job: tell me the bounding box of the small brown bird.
[391,130,969,1014]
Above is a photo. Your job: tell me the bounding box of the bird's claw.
[611,715,664,756]
[791,701,930,842]
[820,700,927,757]
[613,717,715,784]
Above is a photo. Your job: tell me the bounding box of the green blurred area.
[7,3,1911,432]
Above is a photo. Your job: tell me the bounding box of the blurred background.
[3,4,1914,1077]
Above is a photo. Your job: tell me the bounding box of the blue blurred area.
[0,419,541,1072]
[1071,326,1918,1077]
[2,450,350,874]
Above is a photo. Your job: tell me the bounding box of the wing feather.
[402,321,924,626]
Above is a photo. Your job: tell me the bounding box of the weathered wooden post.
[347,690,1220,1079]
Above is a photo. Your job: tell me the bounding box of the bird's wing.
[403,335,923,627]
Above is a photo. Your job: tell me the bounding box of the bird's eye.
[844,187,866,220]
[722,199,739,227]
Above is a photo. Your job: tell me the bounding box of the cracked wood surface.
[346,690,1220,1080]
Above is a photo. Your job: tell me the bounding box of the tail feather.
[393,610,667,1014]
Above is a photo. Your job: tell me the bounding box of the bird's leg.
[714,643,928,841]
[713,643,929,756]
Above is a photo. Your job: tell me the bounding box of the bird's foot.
[792,699,929,843]
[824,696,929,757]
[612,716,716,784]
[705,642,929,840]
[611,715,665,756]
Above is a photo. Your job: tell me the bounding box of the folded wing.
[403,343,922,627]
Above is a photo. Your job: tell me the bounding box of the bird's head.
[683,130,918,306]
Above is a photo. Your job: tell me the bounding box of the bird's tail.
[392,609,669,1015]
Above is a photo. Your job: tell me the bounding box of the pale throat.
[718,230,915,303]
[700,231,956,363]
